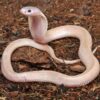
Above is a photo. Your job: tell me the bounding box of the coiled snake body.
[1,7,100,87]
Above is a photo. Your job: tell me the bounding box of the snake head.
[20,6,48,44]
[20,6,41,16]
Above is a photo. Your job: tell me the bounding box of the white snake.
[1,6,100,87]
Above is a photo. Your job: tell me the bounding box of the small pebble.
[41,64,50,68]
[18,64,28,70]
[70,65,85,72]
[73,21,81,25]
[69,9,74,13]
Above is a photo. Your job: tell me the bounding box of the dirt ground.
[0,0,100,99]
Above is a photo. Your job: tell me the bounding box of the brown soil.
[0,0,100,99]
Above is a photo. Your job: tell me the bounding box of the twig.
[49,56,58,68]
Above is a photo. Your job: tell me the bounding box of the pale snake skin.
[1,6,100,87]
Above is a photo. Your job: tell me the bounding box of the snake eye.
[28,9,31,12]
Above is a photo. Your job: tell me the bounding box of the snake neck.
[28,14,48,44]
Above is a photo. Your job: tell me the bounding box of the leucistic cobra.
[1,6,100,87]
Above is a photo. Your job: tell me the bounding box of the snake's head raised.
[20,6,48,44]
